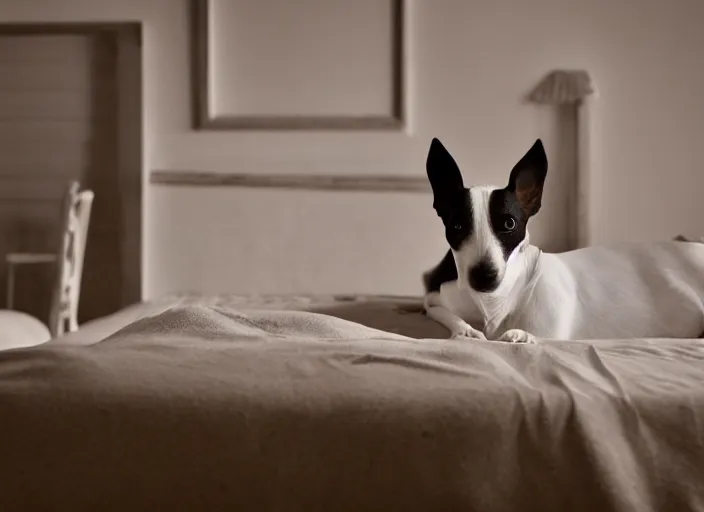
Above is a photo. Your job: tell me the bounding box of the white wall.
[3,0,704,299]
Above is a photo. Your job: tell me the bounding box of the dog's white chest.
[437,282,483,323]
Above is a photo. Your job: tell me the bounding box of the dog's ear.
[507,139,548,217]
[426,138,464,214]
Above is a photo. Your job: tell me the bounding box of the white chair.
[0,181,94,350]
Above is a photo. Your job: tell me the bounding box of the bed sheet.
[50,293,446,345]
[0,294,702,511]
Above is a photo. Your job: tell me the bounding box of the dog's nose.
[469,261,499,292]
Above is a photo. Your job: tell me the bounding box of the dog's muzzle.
[468,260,500,292]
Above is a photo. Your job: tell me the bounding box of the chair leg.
[6,263,14,309]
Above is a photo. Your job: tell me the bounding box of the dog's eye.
[452,223,463,231]
[503,217,517,231]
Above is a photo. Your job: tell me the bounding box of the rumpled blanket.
[1,303,703,511]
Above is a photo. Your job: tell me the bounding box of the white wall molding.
[151,170,429,193]
[191,0,406,131]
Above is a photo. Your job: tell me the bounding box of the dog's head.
[426,137,547,293]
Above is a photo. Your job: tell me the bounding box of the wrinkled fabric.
[0,298,703,511]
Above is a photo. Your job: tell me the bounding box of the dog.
[422,137,704,343]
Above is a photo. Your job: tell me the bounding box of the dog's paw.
[450,322,487,340]
[497,329,537,344]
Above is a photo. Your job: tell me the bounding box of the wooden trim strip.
[191,0,406,131]
[151,171,430,193]
[0,22,140,38]
[191,116,403,131]
[191,0,210,130]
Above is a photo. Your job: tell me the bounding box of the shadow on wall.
[79,31,124,325]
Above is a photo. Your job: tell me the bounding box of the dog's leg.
[497,329,537,344]
[424,292,486,340]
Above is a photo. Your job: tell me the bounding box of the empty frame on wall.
[191,0,405,130]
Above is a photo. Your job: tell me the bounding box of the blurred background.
[0,0,703,328]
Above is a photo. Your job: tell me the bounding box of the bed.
[1,292,703,511]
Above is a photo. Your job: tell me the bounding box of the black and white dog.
[423,138,704,343]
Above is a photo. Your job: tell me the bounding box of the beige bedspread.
[1,295,704,511]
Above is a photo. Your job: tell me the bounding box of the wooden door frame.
[0,22,144,308]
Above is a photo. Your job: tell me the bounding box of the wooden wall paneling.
[0,24,142,324]
[0,34,91,318]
